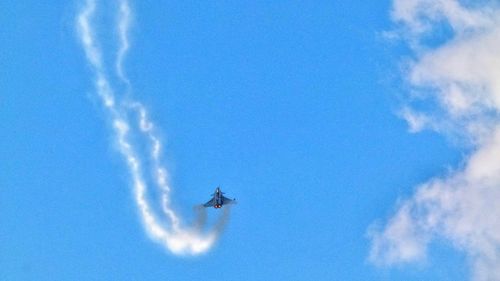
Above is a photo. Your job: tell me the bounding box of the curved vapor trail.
[76,0,230,255]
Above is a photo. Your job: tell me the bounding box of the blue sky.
[3,0,498,280]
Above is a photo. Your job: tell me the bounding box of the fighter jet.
[203,187,236,208]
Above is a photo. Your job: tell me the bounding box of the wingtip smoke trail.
[76,0,231,255]
[116,0,131,89]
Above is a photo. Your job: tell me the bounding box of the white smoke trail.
[116,0,131,89]
[77,0,230,255]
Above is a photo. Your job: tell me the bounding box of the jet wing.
[222,196,236,205]
[203,198,215,207]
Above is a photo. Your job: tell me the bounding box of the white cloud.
[392,0,493,35]
[399,106,430,133]
[370,0,500,280]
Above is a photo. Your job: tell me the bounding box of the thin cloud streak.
[77,0,230,255]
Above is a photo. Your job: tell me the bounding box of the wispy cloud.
[370,0,500,280]
[76,0,230,255]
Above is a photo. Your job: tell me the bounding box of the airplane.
[203,187,236,208]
